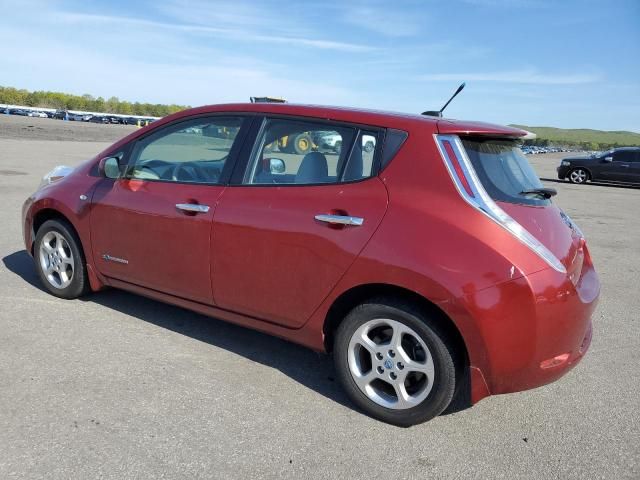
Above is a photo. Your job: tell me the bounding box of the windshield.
[597,149,614,157]
[462,138,550,206]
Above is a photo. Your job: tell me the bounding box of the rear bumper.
[460,255,599,401]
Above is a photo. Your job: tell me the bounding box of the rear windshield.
[462,138,550,206]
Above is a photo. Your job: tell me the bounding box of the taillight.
[442,140,474,198]
[435,134,567,274]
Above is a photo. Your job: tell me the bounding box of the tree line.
[0,86,189,117]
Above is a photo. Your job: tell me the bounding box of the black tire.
[34,219,89,299]
[568,167,589,184]
[292,133,313,155]
[334,298,457,427]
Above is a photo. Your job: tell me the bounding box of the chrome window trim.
[434,134,567,274]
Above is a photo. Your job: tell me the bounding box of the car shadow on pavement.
[2,249,353,410]
[540,178,640,190]
[3,249,44,290]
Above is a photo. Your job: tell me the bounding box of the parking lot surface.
[1,116,638,479]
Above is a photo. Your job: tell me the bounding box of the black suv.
[558,147,640,185]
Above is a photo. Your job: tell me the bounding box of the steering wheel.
[134,165,161,180]
[171,163,209,183]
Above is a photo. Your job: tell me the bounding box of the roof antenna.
[422,82,466,117]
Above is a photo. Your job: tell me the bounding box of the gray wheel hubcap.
[348,318,435,410]
[570,169,587,183]
[38,231,74,289]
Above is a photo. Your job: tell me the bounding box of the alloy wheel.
[347,318,435,410]
[569,169,588,184]
[38,231,75,289]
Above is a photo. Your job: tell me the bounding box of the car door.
[608,150,636,182]
[90,115,250,304]
[627,151,640,183]
[211,117,389,328]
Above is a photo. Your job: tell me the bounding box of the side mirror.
[604,156,613,163]
[268,158,286,174]
[99,156,122,179]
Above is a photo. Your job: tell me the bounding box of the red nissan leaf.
[22,103,599,426]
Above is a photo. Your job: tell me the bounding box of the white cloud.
[461,0,541,7]
[0,22,355,107]
[418,68,602,85]
[341,4,423,37]
[155,0,302,34]
[57,12,375,53]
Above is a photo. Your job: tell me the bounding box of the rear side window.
[342,131,378,182]
[380,129,408,171]
[613,150,637,162]
[243,118,379,185]
[462,138,550,206]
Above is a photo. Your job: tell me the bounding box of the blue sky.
[1,0,639,131]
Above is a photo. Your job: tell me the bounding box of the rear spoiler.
[437,120,528,138]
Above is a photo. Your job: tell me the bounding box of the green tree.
[93,96,105,112]
[105,96,119,113]
[119,101,133,115]
[0,84,191,116]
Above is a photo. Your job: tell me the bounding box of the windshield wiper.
[520,187,557,199]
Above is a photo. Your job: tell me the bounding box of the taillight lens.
[442,140,474,198]
[435,134,566,274]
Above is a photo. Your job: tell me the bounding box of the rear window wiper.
[520,187,557,199]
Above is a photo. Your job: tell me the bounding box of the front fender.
[23,173,104,289]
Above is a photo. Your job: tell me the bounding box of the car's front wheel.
[334,298,457,427]
[34,219,89,299]
[568,168,589,184]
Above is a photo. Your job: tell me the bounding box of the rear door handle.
[315,214,364,226]
[176,203,210,213]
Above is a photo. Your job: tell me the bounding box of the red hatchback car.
[22,103,599,426]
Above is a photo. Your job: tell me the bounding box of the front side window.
[127,117,244,184]
[243,118,378,185]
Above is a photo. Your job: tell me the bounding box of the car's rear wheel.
[568,168,589,184]
[34,219,89,299]
[334,298,456,427]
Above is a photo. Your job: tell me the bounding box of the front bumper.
[557,165,571,179]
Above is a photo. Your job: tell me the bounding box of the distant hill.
[509,125,640,150]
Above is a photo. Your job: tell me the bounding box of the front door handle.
[176,203,210,213]
[315,214,364,226]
